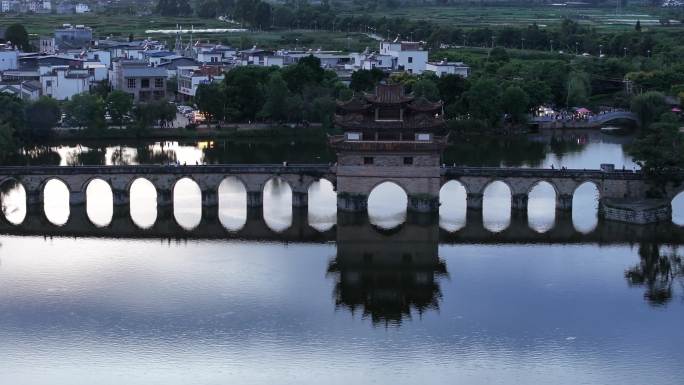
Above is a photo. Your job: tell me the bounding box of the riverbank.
[50,124,329,143]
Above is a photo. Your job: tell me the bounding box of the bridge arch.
[173,177,202,230]
[85,178,113,228]
[263,176,293,233]
[572,181,600,234]
[439,180,467,232]
[482,180,512,233]
[527,180,557,233]
[0,178,26,225]
[218,176,247,232]
[368,181,408,230]
[671,191,684,226]
[307,178,337,232]
[129,177,157,229]
[42,177,70,226]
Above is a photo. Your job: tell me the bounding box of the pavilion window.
[376,107,403,121]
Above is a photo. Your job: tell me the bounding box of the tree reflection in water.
[66,147,107,166]
[135,145,177,165]
[327,218,448,327]
[626,244,683,306]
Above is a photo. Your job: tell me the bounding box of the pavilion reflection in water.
[327,213,448,326]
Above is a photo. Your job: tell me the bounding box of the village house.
[0,80,41,100]
[425,60,470,78]
[379,40,428,74]
[111,59,167,102]
[177,65,226,99]
[40,67,90,100]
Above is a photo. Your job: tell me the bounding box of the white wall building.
[425,60,470,78]
[380,41,428,74]
[0,49,19,71]
[75,3,90,13]
[177,65,226,98]
[40,67,90,100]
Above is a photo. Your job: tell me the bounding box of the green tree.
[464,78,502,126]
[630,122,684,195]
[223,66,273,121]
[501,86,530,125]
[5,23,29,51]
[566,71,591,107]
[90,80,111,99]
[635,20,642,32]
[437,74,467,105]
[195,82,226,125]
[412,78,440,101]
[0,123,17,158]
[64,93,105,130]
[489,47,509,62]
[197,0,219,18]
[630,91,667,128]
[259,72,292,122]
[0,94,26,132]
[281,55,325,94]
[24,97,60,140]
[350,68,385,92]
[106,91,133,128]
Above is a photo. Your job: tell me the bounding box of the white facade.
[41,68,90,100]
[0,50,19,71]
[1,1,10,12]
[178,66,225,97]
[75,3,90,13]
[425,61,470,78]
[380,41,428,74]
[84,61,107,81]
[39,37,57,54]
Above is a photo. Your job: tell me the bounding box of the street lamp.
[575,41,579,55]
[647,49,651,58]
[623,47,627,57]
[521,37,525,50]
[491,36,495,48]
[550,39,554,52]
[599,44,603,57]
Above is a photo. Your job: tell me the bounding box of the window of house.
[141,78,150,88]
[408,56,413,63]
[155,78,164,88]
[363,157,374,165]
[45,80,52,87]
[127,78,136,88]
[403,157,413,165]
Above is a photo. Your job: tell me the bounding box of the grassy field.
[0,14,378,51]
[342,5,680,32]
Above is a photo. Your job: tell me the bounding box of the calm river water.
[1,130,683,385]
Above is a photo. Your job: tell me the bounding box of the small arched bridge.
[532,111,639,129]
[0,164,678,217]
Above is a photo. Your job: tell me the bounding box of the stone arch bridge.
[0,164,679,216]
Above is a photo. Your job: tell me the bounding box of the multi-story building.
[379,40,428,74]
[177,65,225,99]
[40,67,90,100]
[111,60,167,102]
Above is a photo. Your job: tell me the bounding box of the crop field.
[0,14,378,51]
[343,5,680,31]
